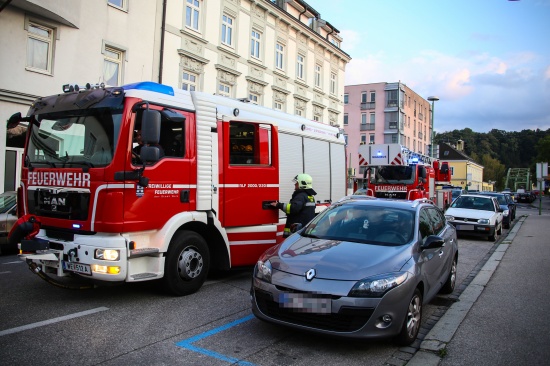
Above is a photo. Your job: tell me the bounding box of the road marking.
[176,314,256,366]
[2,261,23,265]
[0,271,11,275]
[0,307,109,337]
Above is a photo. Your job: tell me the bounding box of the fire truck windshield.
[374,165,415,184]
[26,107,123,169]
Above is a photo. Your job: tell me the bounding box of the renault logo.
[305,268,316,281]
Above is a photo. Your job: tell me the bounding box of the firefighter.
[271,173,317,237]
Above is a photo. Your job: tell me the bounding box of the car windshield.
[26,107,123,168]
[451,196,494,211]
[0,193,16,213]
[302,202,414,246]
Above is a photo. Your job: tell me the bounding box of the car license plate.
[278,293,331,314]
[62,261,92,275]
[456,225,474,231]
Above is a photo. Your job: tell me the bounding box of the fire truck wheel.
[162,230,210,296]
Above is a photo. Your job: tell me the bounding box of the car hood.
[270,236,413,281]
[446,208,494,220]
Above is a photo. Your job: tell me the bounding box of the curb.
[405,216,527,366]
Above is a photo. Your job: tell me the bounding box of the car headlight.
[477,219,490,225]
[254,259,272,283]
[95,249,120,261]
[502,209,509,217]
[348,272,409,298]
[445,215,454,221]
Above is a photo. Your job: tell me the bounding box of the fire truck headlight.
[477,219,490,225]
[254,259,272,283]
[95,249,120,261]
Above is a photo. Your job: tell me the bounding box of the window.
[275,43,284,69]
[314,64,322,88]
[361,92,367,103]
[182,71,197,91]
[251,30,261,59]
[218,82,231,97]
[361,113,367,125]
[369,134,375,144]
[330,72,337,94]
[370,113,375,124]
[386,90,398,107]
[108,0,127,10]
[249,93,259,105]
[370,92,376,102]
[295,108,303,117]
[221,14,234,46]
[361,135,367,144]
[185,0,200,31]
[344,94,349,104]
[274,101,283,110]
[296,54,305,80]
[344,114,348,125]
[330,38,340,48]
[26,22,54,73]
[103,47,123,86]
[229,122,272,166]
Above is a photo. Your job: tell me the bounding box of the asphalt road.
[0,207,528,366]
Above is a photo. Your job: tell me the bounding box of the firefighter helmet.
[293,173,313,189]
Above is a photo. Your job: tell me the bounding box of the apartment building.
[343,82,432,184]
[0,0,351,193]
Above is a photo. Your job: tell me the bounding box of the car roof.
[335,197,435,211]
[454,193,495,199]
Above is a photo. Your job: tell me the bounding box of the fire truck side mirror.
[141,109,161,144]
[440,163,449,174]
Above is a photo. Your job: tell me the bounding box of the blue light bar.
[122,82,175,96]
[376,151,383,156]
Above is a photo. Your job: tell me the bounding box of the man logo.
[305,268,316,281]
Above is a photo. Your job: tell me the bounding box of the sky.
[310,0,550,133]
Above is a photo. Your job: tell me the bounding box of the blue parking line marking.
[176,314,257,366]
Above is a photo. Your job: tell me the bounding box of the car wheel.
[395,288,422,346]
[488,229,497,241]
[504,221,510,229]
[162,230,210,296]
[497,223,502,235]
[439,255,457,294]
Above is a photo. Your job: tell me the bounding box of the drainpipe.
[158,0,167,84]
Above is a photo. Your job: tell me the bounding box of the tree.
[481,154,506,191]
[535,135,550,163]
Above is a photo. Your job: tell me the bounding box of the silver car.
[0,191,18,254]
[251,198,458,345]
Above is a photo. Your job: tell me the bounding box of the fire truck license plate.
[62,261,92,275]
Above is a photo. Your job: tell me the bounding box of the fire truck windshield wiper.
[64,160,94,172]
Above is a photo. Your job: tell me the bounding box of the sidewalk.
[408,197,550,365]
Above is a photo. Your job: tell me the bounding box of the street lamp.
[427,96,439,158]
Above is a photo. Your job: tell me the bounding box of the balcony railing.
[360,102,375,110]
[418,112,424,121]
[360,123,376,131]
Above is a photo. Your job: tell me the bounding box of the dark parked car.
[516,191,535,203]
[477,192,516,229]
[251,198,458,346]
[0,191,18,255]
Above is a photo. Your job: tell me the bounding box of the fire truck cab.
[357,144,451,207]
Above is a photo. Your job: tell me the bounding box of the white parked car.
[444,194,503,241]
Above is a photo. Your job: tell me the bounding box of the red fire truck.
[357,144,452,208]
[7,82,346,295]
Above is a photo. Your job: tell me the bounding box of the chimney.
[456,140,464,151]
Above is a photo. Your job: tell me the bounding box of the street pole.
[428,96,439,158]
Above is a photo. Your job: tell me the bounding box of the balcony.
[386,100,398,108]
[360,102,375,110]
[360,123,375,131]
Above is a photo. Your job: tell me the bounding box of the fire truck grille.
[27,189,90,221]
[254,289,374,332]
[375,192,408,199]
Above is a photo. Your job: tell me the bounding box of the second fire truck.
[357,143,452,208]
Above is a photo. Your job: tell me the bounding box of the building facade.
[0,0,350,193]
[439,141,485,192]
[343,82,432,187]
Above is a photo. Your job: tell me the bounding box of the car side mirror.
[421,235,445,250]
[290,223,303,233]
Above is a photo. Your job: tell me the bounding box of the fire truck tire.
[162,230,210,296]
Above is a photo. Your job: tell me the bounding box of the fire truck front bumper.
[19,234,129,282]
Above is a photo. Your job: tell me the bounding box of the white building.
[0,0,351,193]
